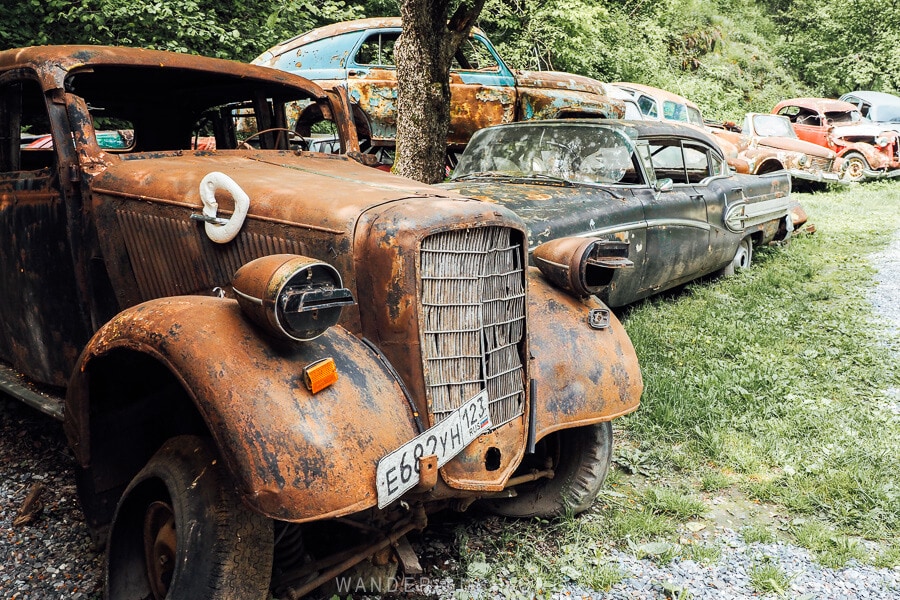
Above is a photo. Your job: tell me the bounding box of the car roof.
[610,82,700,110]
[839,90,900,105]
[262,17,489,59]
[0,45,328,97]
[775,97,858,113]
[476,118,723,151]
[604,84,637,101]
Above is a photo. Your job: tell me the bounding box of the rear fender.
[527,269,642,440]
[65,296,418,522]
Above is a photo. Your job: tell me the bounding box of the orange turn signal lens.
[303,358,338,394]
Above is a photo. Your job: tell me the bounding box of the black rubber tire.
[105,436,273,600]
[721,236,752,276]
[481,422,613,518]
[842,152,868,183]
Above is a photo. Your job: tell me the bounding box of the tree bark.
[395,0,485,183]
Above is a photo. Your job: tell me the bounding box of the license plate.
[376,390,492,508]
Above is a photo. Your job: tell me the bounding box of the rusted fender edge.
[527,268,643,441]
[65,296,418,522]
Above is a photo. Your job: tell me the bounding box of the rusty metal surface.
[256,19,624,150]
[353,199,533,491]
[67,296,420,522]
[525,270,641,440]
[773,97,900,174]
[3,45,645,543]
[0,45,329,99]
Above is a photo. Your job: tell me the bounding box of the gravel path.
[1,235,899,600]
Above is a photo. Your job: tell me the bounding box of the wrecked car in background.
[612,82,803,180]
[0,45,642,599]
[710,113,844,184]
[839,90,900,133]
[253,17,624,160]
[439,120,797,308]
[773,97,900,182]
[611,82,705,126]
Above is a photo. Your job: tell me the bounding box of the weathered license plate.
[376,390,492,508]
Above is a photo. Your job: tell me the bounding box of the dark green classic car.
[440,119,799,307]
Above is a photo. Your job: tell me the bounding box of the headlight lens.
[875,136,889,147]
[232,254,355,341]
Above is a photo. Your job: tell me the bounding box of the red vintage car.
[773,97,900,182]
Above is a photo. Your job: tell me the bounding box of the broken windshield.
[452,123,642,185]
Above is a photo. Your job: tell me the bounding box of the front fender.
[66,296,418,522]
[837,142,890,169]
[527,270,642,440]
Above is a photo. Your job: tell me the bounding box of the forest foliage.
[1,0,897,122]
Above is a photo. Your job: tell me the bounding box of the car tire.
[480,422,612,518]
[842,152,869,182]
[106,435,273,600]
[721,237,753,276]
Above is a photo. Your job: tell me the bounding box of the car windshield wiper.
[453,171,577,186]
[452,171,524,181]
[513,173,575,186]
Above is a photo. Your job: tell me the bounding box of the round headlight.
[533,236,633,297]
[232,254,355,341]
[875,136,889,147]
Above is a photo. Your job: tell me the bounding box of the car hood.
[92,150,462,235]
[438,179,643,252]
[756,136,834,157]
[514,70,608,96]
[832,123,890,138]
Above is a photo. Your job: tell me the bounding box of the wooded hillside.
[2,0,897,121]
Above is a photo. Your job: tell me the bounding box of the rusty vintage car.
[710,113,845,184]
[612,82,804,180]
[439,120,797,307]
[773,97,900,182]
[0,46,642,599]
[253,17,624,157]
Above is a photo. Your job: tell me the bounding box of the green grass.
[748,558,792,595]
[449,182,900,593]
[621,181,900,546]
[741,522,776,545]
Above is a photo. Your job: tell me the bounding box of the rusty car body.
[612,81,801,179]
[710,113,844,184]
[0,46,642,599]
[439,120,796,308]
[253,17,624,154]
[773,97,900,182]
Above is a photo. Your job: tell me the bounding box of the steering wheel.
[239,127,308,150]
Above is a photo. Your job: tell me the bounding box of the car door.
[447,35,516,146]
[638,137,711,294]
[0,75,91,387]
[683,143,743,272]
[345,29,518,149]
[344,28,402,144]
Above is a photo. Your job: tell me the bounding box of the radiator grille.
[116,209,304,300]
[808,156,834,173]
[420,227,526,428]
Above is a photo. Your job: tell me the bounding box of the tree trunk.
[395,0,484,184]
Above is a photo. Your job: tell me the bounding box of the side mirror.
[654,178,673,193]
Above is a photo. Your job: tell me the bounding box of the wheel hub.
[143,500,177,600]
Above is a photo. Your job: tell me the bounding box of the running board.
[0,362,64,420]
